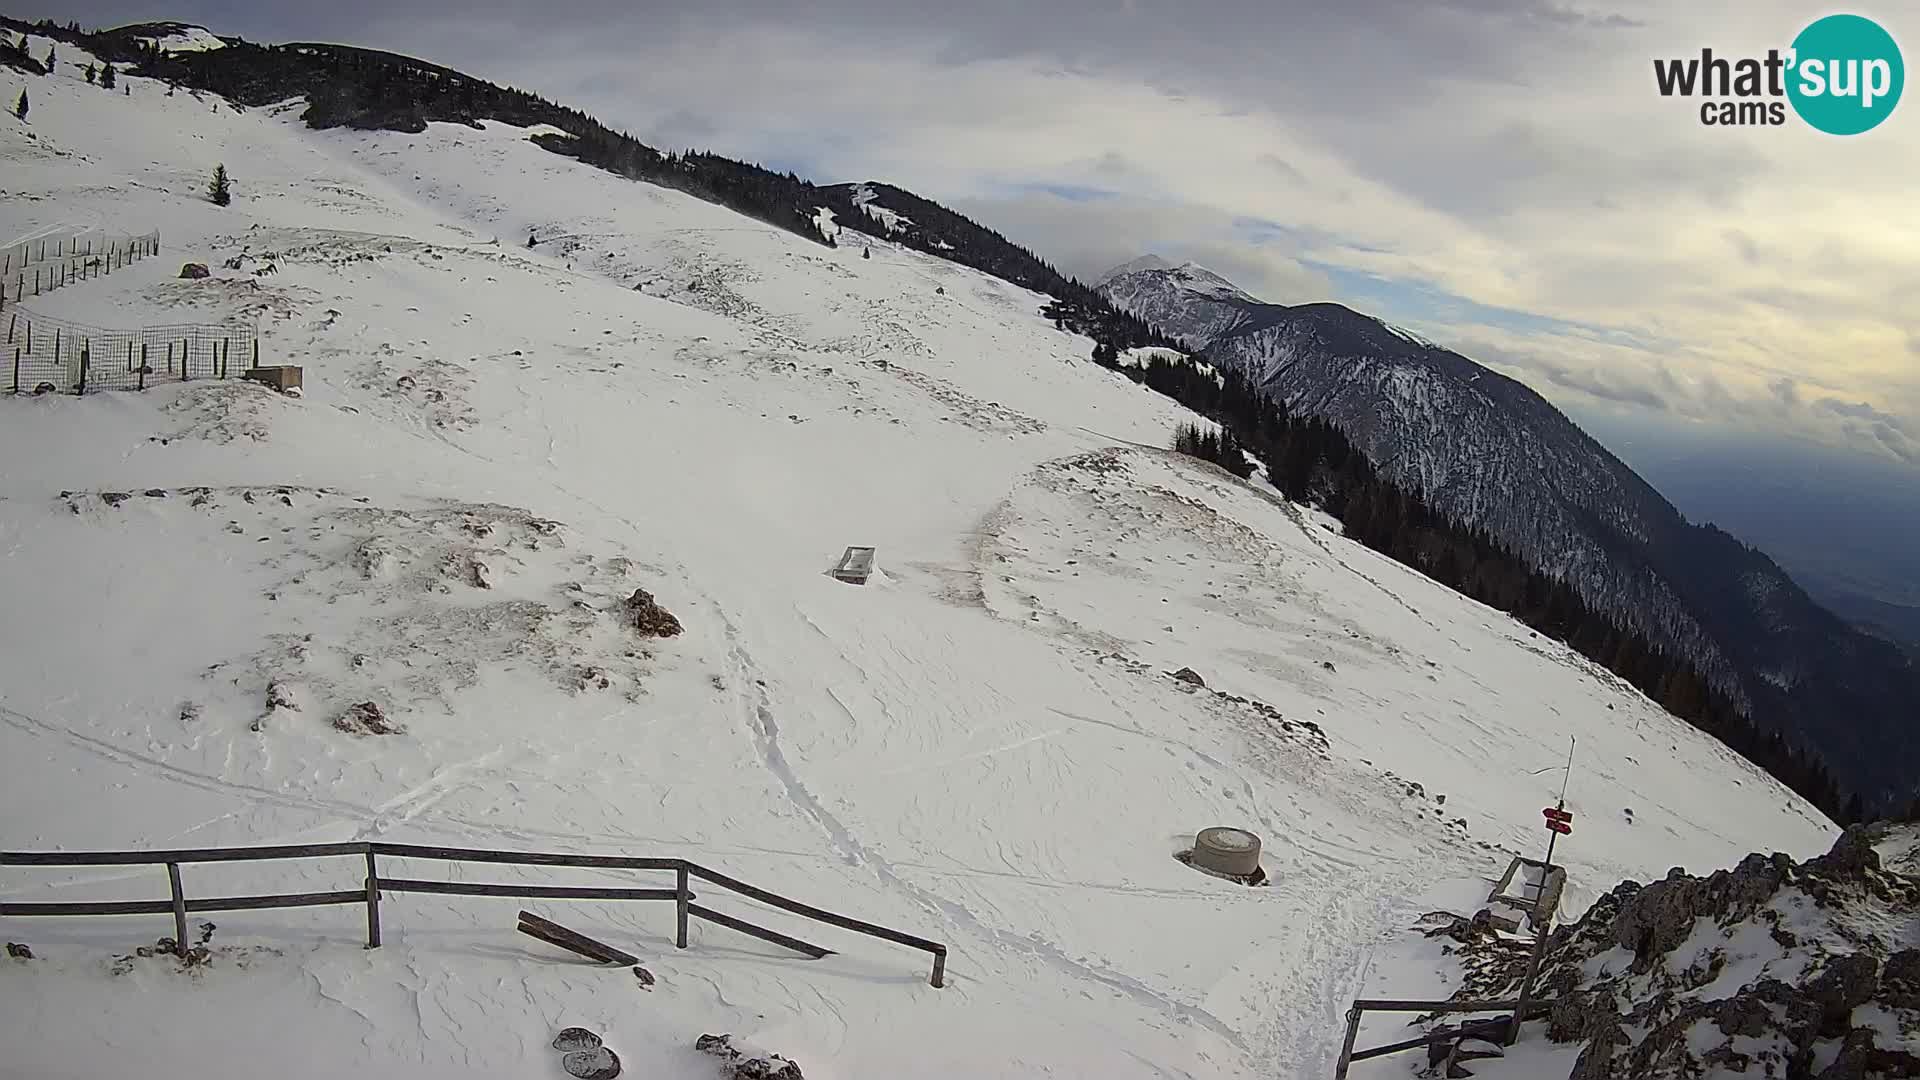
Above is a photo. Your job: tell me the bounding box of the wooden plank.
[1350,998,1528,1013]
[516,910,638,966]
[686,902,833,959]
[1,890,366,916]
[187,890,367,913]
[687,863,942,954]
[373,843,680,871]
[1,899,176,916]
[1349,1017,1513,1064]
[380,878,679,902]
[1,842,370,866]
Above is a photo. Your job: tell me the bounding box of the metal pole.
[1334,1003,1363,1079]
[166,863,190,958]
[364,851,381,948]
[930,947,946,989]
[1507,919,1552,1046]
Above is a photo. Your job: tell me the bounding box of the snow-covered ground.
[0,39,1837,1080]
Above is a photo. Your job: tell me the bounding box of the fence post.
[1508,922,1553,1046]
[138,344,148,391]
[675,864,690,948]
[166,863,190,958]
[181,339,188,381]
[78,344,88,395]
[1334,1003,1363,1079]
[364,850,382,948]
[11,348,18,393]
[252,339,259,368]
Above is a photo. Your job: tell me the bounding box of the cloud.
[34,0,1919,469]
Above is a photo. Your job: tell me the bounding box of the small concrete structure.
[831,546,875,585]
[242,365,302,393]
[1192,827,1262,877]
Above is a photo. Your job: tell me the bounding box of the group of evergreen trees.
[1130,346,1859,823]
[1170,421,1255,480]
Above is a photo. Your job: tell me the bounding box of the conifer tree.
[44,45,55,74]
[208,163,232,206]
[100,62,115,90]
[13,88,26,121]
[84,62,96,84]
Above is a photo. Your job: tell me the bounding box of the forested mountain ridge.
[1101,261,1920,811]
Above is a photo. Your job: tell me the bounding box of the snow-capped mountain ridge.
[1098,259,1920,810]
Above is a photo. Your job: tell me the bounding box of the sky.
[23,0,1920,586]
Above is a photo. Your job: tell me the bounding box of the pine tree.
[13,88,25,121]
[208,163,232,206]
[84,62,96,84]
[100,62,115,90]
[43,45,54,73]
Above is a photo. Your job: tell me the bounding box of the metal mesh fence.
[3,306,259,395]
[0,229,165,311]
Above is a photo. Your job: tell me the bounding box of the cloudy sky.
[34,1,1920,475]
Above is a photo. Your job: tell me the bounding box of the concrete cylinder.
[1192,827,1262,877]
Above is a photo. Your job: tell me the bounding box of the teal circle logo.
[1787,14,1904,134]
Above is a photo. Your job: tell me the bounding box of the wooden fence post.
[138,344,148,391]
[251,339,259,368]
[181,339,188,381]
[166,863,190,958]
[78,344,89,395]
[675,864,690,948]
[11,348,18,393]
[364,850,382,948]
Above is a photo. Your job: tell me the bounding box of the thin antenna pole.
[1543,736,1575,870]
[1557,736,1576,803]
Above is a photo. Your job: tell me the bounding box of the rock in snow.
[1447,823,1920,1079]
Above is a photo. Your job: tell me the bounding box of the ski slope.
[0,37,1836,1080]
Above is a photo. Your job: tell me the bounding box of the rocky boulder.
[621,588,682,638]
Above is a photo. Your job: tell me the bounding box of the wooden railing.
[0,840,948,987]
[1333,997,1555,1077]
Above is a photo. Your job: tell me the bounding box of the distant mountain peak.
[1096,256,1258,305]
[1094,254,1173,288]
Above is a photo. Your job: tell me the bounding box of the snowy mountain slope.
[1097,262,1920,810]
[1097,260,1263,348]
[0,35,1837,1080]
